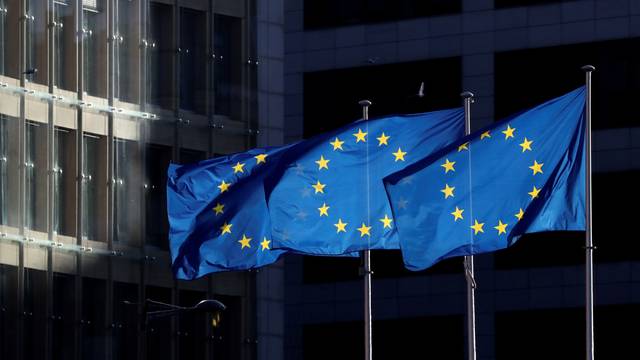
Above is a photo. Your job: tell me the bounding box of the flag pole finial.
[581,65,595,72]
[358,100,372,107]
[460,91,474,99]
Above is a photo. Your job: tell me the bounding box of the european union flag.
[168,146,291,279]
[384,88,586,271]
[267,108,465,254]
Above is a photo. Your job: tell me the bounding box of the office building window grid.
[0,0,260,359]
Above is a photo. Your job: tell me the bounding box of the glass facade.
[0,0,264,359]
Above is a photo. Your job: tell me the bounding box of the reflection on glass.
[214,14,242,119]
[116,0,138,103]
[26,0,46,84]
[180,8,207,113]
[0,265,18,359]
[148,2,174,109]
[54,127,75,236]
[0,0,8,76]
[52,273,75,360]
[83,0,106,96]
[113,282,138,360]
[24,269,47,359]
[144,144,171,248]
[54,0,74,90]
[25,121,47,232]
[82,133,105,241]
[82,278,106,358]
[114,138,140,244]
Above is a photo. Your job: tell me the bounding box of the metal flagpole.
[358,99,373,360]
[460,91,476,360]
[581,65,595,360]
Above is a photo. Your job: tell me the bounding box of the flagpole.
[581,65,595,360]
[461,91,476,360]
[358,99,373,360]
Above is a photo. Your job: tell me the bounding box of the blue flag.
[384,88,586,271]
[168,146,291,279]
[267,108,465,254]
[168,109,465,279]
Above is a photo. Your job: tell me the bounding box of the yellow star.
[440,184,455,199]
[353,128,367,143]
[213,203,224,215]
[528,186,541,199]
[330,137,345,151]
[232,162,245,174]
[377,133,390,146]
[458,142,469,152]
[519,138,533,152]
[470,219,484,235]
[379,214,393,229]
[392,148,407,162]
[260,237,270,251]
[357,223,371,237]
[238,234,252,249]
[502,125,515,139]
[529,160,544,175]
[312,180,326,194]
[218,180,231,193]
[334,218,347,233]
[480,131,491,139]
[220,222,232,235]
[494,220,508,235]
[318,203,330,216]
[255,153,268,164]
[441,158,455,173]
[315,155,330,170]
[451,207,464,221]
[515,208,524,221]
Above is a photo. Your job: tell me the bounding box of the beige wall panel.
[0,93,20,118]
[54,105,78,129]
[0,242,19,266]
[52,251,77,274]
[24,246,48,271]
[25,98,48,123]
[84,112,108,136]
[114,117,140,141]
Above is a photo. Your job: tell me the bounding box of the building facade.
[284,0,640,359]
[0,0,286,359]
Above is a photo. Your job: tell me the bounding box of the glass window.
[114,138,141,244]
[0,0,14,77]
[25,0,47,84]
[179,8,207,114]
[304,0,461,30]
[214,14,242,119]
[148,1,174,109]
[303,57,462,138]
[24,268,47,360]
[0,265,18,360]
[0,114,19,227]
[54,0,75,91]
[25,121,47,232]
[495,0,563,8]
[113,282,138,360]
[212,295,242,360]
[82,133,106,241]
[115,0,138,103]
[179,147,206,165]
[145,286,172,360]
[52,273,75,360]
[82,277,106,358]
[145,143,171,248]
[54,127,76,236]
[303,315,464,359]
[178,290,207,359]
[495,38,640,130]
[82,0,107,97]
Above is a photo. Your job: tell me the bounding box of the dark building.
[284,0,640,359]
[0,0,285,359]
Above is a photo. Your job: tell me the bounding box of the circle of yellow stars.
[437,123,546,240]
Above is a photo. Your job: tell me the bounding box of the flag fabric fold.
[168,109,465,279]
[267,108,465,254]
[384,88,586,271]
